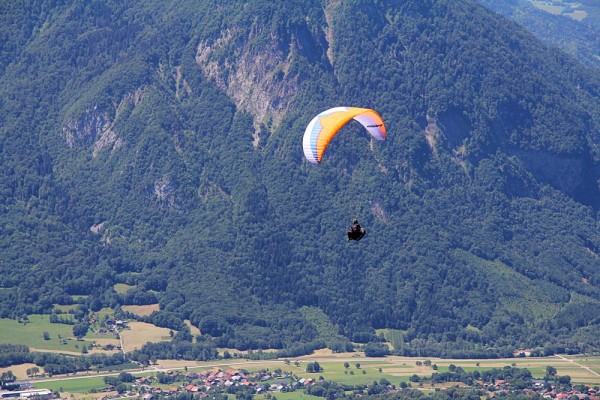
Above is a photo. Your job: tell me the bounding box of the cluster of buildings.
[89,318,127,351]
[129,368,316,399]
[0,388,52,399]
[482,379,599,400]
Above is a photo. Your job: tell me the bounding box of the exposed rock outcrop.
[424,114,440,150]
[63,88,144,157]
[63,106,111,149]
[195,17,329,147]
[154,175,177,208]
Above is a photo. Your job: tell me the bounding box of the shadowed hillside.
[479,0,600,70]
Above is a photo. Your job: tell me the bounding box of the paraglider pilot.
[347,219,366,241]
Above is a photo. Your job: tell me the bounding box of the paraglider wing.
[303,107,386,164]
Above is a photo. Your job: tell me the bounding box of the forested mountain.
[2,0,600,357]
[478,0,600,70]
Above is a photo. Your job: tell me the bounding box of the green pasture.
[255,392,322,400]
[84,331,119,340]
[114,283,135,294]
[94,307,115,317]
[288,361,401,386]
[52,304,78,313]
[0,314,93,352]
[35,375,108,393]
[562,355,600,365]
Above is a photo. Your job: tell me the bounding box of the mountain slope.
[1,0,600,356]
[478,0,600,70]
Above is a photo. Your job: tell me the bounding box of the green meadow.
[113,283,135,294]
[34,376,108,393]
[255,392,322,400]
[52,304,78,313]
[0,314,93,352]
[284,361,405,386]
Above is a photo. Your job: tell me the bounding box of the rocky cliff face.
[63,88,144,157]
[196,28,297,147]
[63,106,112,149]
[194,11,331,147]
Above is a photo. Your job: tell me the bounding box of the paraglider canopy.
[303,107,386,164]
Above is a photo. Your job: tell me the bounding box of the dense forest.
[1,0,600,357]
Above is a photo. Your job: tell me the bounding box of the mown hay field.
[0,363,38,380]
[121,304,160,316]
[119,321,172,351]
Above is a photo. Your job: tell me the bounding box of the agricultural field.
[119,321,173,351]
[121,305,201,338]
[0,314,94,353]
[93,307,115,318]
[288,360,403,386]
[153,359,225,370]
[255,392,322,400]
[85,338,121,354]
[0,311,175,356]
[35,375,110,394]
[554,355,600,384]
[0,363,38,381]
[121,304,160,316]
[291,352,600,386]
[389,355,600,386]
[16,353,599,398]
[1,334,597,397]
[528,0,590,21]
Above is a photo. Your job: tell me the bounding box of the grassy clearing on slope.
[376,329,404,350]
[53,304,78,313]
[121,304,160,316]
[113,283,135,294]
